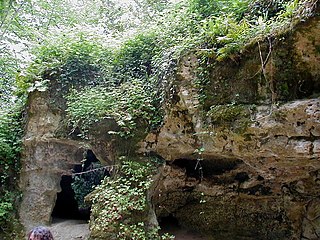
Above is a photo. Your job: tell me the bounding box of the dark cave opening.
[173,158,241,179]
[159,214,206,239]
[51,150,103,221]
[159,214,181,233]
[51,173,89,220]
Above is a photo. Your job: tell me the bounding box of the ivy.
[113,32,161,82]
[66,79,162,138]
[87,160,173,240]
[0,103,23,237]
[71,163,106,210]
[17,32,114,96]
[198,0,316,61]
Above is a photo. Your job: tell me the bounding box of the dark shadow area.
[159,215,207,240]
[159,215,180,233]
[173,158,241,179]
[51,173,90,220]
[52,149,104,221]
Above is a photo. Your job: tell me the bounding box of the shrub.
[66,79,161,138]
[87,160,173,240]
[113,32,161,82]
[0,104,23,238]
[17,32,114,96]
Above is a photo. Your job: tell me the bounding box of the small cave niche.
[172,158,241,179]
[158,214,206,239]
[159,214,180,233]
[52,150,107,221]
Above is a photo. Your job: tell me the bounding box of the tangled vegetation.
[0,105,23,238]
[15,0,317,138]
[87,160,173,240]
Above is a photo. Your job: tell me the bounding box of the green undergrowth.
[17,32,114,96]
[196,0,317,60]
[65,32,164,138]
[87,159,174,240]
[66,80,161,138]
[0,104,24,238]
[17,0,317,138]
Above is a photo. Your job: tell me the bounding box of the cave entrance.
[52,150,106,221]
[51,174,87,220]
[159,215,206,239]
[159,215,180,233]
[173,158,241,180]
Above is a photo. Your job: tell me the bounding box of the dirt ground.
[48,218,207,240]
[48,218,90,240]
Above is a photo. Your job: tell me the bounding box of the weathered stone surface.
[19,8,320,240]
[139,13,320,239]
[19,92,96,230]
[19,137,85,230]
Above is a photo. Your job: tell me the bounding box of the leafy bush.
[17,32,114,96]
[0,192,13,223]
[66,79,161,138]
[198,0,317,61]
[0,107,22,191]
[113,33,161,82]
[188,0,250,20]
[0,104,23,237]
[87,160,173,240]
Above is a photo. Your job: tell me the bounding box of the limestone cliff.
[19,9,320,240]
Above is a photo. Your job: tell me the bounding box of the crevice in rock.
[239,184,272,196]
[288,136,319,141]
[172,158,242,180]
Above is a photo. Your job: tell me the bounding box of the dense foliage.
[71,163,106,210]
[0,104,23,237]
[87,160,173,240]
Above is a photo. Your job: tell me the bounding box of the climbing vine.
[87,159,173,240]
[0,104,23,238]
[71,162,107,210]
[0,1,318,239]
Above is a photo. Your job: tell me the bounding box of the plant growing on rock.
[87,159,173,240]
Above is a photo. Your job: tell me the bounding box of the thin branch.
[72,165,119,176]
[0,0,28,40]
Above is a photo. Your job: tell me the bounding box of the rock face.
[18,91,86,230]
[19,9,320,240]
[19,91,120,231]
[148,98,320,239]
[140,12,320,240]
